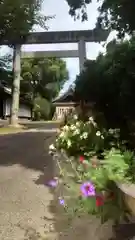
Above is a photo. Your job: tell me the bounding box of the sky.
[1,0,117,94]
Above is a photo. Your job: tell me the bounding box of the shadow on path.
[109,223,135,240]
[0,132,55,174]
[0,131,57,239]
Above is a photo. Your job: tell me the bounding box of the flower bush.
[49,114,135,223]
[64,149,131,223]
[54,116,105,158]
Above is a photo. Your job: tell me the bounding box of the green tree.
[0,51,12,85]
[20,57,68,118]
[75,38,135,142]
[0,0,52,126]
[0,0,52,44]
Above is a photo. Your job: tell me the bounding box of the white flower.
[59,132,65,138]
[49,144,55,150]
[70,124,76,131]
[73,115,78,120]
[88,116,96,126]
[109,129,114,134]
[89,116,94,122]
[80,132,88,139]
[49,150,55,155]
[101,135,104,139]
[96,131,101,136]
[76,121,81,127]
[73,129,80,135]
[63,125,69,131]
[67,140,72,148]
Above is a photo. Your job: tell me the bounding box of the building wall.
[55,105,75,120]
[54,102,94,120]
[4,99,31,119]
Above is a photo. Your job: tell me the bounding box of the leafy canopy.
[66,0,135,37]
[20,57,69,102]
[0,50,12,84]
[1,0,134,42]
[74,37,135,134]
[0,0,52,44]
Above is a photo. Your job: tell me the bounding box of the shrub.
[33,96,54,120]
[55,114,127,158]
[55,115,104,158]
[49,114,135,223]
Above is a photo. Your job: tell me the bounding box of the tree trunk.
[9,44,21,127]
[32,91,36,120]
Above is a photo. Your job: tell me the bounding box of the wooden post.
[9,44,21,127]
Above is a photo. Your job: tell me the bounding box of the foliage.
[49,115,135,223]
[60,109,77,127]
[123,151,135,183]
[74,38,135,147]
[0,0,52,44]
[0,0,53,126]
[0,52,12,85]
[54,113,127,158]
[0,53,68,103]
[20,57,68,104]
[0,54,68,111]
[72,149,130,223]
[66,0,91,21]
[3,0,135,39]
[66,0,135,37]
[0,52,66,121]
[33,96,55,120]
[55,115,105,158]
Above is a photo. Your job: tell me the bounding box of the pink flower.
[59,197,65,206]
[80,181,95,197]
[96,196,104,207]
[79,156,84,163]
[47,179,58,188]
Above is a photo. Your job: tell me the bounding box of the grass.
[0,119,60,135]
[0,126,26,135]
[19,120,61,124]
[30,120,60,123]
[0,119,60,134]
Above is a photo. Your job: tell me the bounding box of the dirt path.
[0,132,134,240]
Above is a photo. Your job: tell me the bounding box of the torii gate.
[1,28,110,124]
[20,29,109,72]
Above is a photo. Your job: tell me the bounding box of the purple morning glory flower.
[47,179,58,188]
[80,181,95,197]
[59,198,65,205]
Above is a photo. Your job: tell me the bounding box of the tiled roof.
[52,85,75,103]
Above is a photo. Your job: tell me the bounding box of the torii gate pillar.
[78,39,86,72]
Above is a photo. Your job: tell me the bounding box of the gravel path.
[0,131,134,240]
[0,132,56,240]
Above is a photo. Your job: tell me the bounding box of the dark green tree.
[75,38,135,142]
